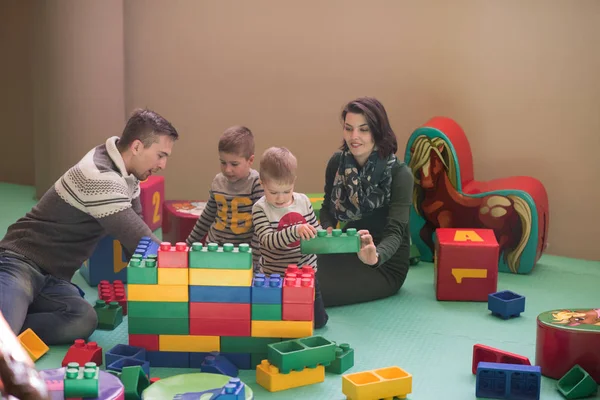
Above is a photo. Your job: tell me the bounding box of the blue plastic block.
[134,236,159,258]
[488,290,526,320]
[476,362,541,400]
[200,352,239,377]
[146,351,190,368]
[105,344,146,366]
[251,273,282,304]
[79,235,128,285]
[212,377,246,399]
[106,357,150,377]
[221,353,252,370]
[189,352,211,368]
[189,285,251,303]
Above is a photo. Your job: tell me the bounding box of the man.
[0,109,178,344]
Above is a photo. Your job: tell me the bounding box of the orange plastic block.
[251,320,313,338]
[188,268,252,287]
[158,267,189,285]
[128,284,188,302]
[17,328,49,362]
[434,228,499,301]
[342,366,412,400]
[256,359,324,392]
[157,242,189,268]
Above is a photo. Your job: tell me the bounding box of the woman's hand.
[357,229,378,266]
[297,224,317,240]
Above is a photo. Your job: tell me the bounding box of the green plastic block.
[250,353,267,369]
[120,365,150,400]
[64,362,99,398]
[188,242,252,269]
[325,343,354,374]
[300,228,360,254]
[128,317,189,335]
[251,304,282,321]
[220,336,282,354]
[94,300,123,330]
[128,301,189,319]
[127,255,158,284]
[267,335,336,373]
[557,364,598,399]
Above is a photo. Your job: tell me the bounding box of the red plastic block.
[282,302,313,321]
[61,339,103,367]
[189,303,251,320]
[282,265,315,304]
[128,334,159,351]
[157,242,189,268]
[472,344,531,374]
[149,377,161,384]
[139,175,165,231]
[97,280,127,315]
[189,318,251,337]
[434,228,499,301]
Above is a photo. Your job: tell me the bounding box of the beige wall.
[1,0,598,260]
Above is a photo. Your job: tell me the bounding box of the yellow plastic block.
[256,359,324,392]
[342,366,412,400]
[128,284,188,302]
[158,267,189,285]
[189,268,252,287]
[251,320,313,338]
[17,328,49,362]
[159,335,220,352]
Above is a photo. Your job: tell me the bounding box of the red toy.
[139,175,165,231]
[282,265,315,304]
[157,242,189,268]
[128,334,159,351]
[61,339,103,367]
[162,200,205,244]
[98,280,127,315]
[535,308,600,382]
[471,344,531,374]
[405,117,549,274]
[434,228,498,301]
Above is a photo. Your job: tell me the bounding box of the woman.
[317,97,414,306]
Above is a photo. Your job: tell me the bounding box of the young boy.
[186,126,264,268]
[252,147,329,328]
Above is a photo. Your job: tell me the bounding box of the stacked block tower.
[126,237,315,369]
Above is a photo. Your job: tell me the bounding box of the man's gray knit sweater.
[0,137,159,281]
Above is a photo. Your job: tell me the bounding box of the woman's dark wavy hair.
[340,97,398,157]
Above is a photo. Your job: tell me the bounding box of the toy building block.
[158,334,220,352]
[189,302,250,320]
[80,234,128,285]
[252,303,282,321]
[343,366,412,400]
[267,335,336,373]
[107,357,151,377]
[282,302,313,321]
[256,359,325,392]
[134,236,159,258]
[129,334,159,351]
[472,344,531,374]
[63,362,99,398]
[557,364,598,399]
[190,318,251,337]
[476,362,541,400]
[158,266,189,285]
[188,242,253,270]
[200,352,239,377]
[139,175,165,231]
[215,377,246,399]
[189,285,251,303]
[251,273,283,304]
[128,300,189,319]
[325,343,354,374]
[282,265,315,304]
[488,290,526,319]
[157,242,189,268]
[189,267,253,287]
[219,353,252,370]
[300,228,360,254]
[149,377,161,384]
[16,328,48,362]
[120,365,150,400]
[62,339,103,367]
[146,351,190,367]
[128,317,189,335]
[220,336,282,354]
[94,300,124,330]
[128,283,189,302]
[105,344,147,366]
[251,320,313,338]
[434,228,499,301]
[98,280,128,315]
[127,254,158,284]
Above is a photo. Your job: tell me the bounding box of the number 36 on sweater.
[213,194,253,234]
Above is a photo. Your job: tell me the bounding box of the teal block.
[93,300,123,330]
[325,343,354,374]
[127,301,189,319]
[220,336,282,354]
[267,335,336,373]
[251,304,282,321]
[188,242,252,270]
[126,255,158,284]
[63,362,99,398]
[300,228,360,254]
[128,317,189,335]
